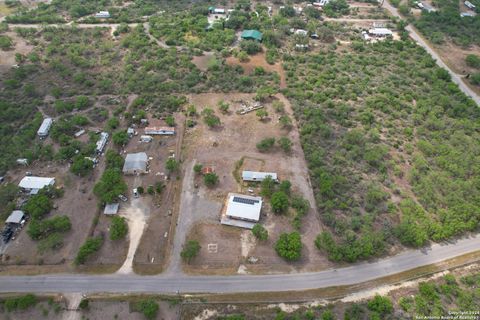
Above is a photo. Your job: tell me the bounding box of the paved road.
[383,1,480,106]
[0,234,478,294]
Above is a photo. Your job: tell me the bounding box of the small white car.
[133,188,139,198]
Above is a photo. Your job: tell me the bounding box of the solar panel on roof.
[233,197,259,205]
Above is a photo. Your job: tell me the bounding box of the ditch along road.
[382,0,480,106]
[0,234,479,294]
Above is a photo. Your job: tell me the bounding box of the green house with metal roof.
[241,30,263,42]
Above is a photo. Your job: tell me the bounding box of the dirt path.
[61,293,83,320]
[116,182,150,274]
[382,0,480,106]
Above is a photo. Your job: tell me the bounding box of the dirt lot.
[0,160,101,270]
[123,114,185,274]
[180,93,330,275]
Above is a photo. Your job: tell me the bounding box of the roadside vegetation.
[285,38,480,262]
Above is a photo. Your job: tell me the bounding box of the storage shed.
[104,203,119,215]
[122,152,148,175]
[241,30,263,41]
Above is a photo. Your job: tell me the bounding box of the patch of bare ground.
[192,52,216,72]
[435,41,480,75]
[0,31,34,74]
[226,52,286,88]
[433,42,480,95]
[181,93,328,275]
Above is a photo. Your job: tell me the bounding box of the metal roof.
[104,203,119,215]
[122,152,148,173]
[241,30,263,41]
[368,28,393,36]
[225,193,262,222]
[18,176,55,190]
[6,210,24,224]
[37,118,53,136]
[242,171,278,182]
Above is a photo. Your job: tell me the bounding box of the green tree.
[155,182,164,194]
[0,35,13,50]
[110,216,128,240]
[218,100,230,114]
[70,156,94,177]
[271,191,289,214]
[106,117,120,130]
[137,186,144,194]
[166,158,179,173]
[275,232,302,261]
[466,54,480,69]
[256,137,275,152]
[181,240,201,263]
[106,150,124,169]
[278,137,292,153]
[135,299,159,320]
[27,216,71,240]
[367,295,393,315]
[193,163,203,174]
[79,299,89,310]
[24,194,52,219]
[260,175,275,197]
[75,96,90,110]
[256,109,268,120]
[321,310,335,320]
[75,236,103,265]
[93,169,127,204]
[252,224,268,241]
[240,40,262,55]
[112,130,129,146]
[204,114,221,127]
[147,185,154,195]
[279,180,291,195]
[204,172,219,187]
[165,115,175,126]
[4,294,37,312]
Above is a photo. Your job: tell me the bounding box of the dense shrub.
[3,294,37,312]
[75,236,103,265]
[110,216,128,240]
[275,232,302,261]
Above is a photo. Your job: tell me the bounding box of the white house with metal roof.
[122,152,148,175]
[144,126,175,135]
[37,118,53,138]
[18,176,55,194]
[368,28,393,37]
[221,193,262,229]
[95,11,110,18]
[242,171,278,182]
